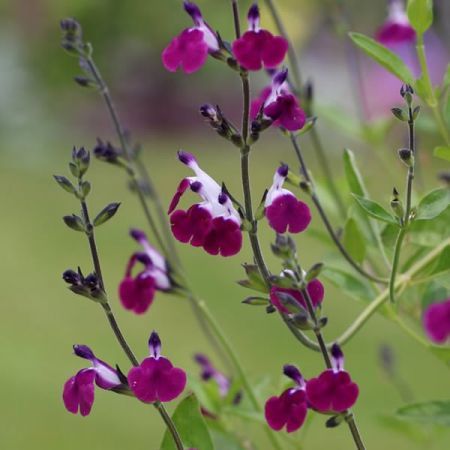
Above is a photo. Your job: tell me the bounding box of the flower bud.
[391,107,408,121]
[400,84,414,106]
[398,148,414,167]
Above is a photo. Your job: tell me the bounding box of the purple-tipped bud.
[63,269,81,285]
[184,1,202,24]
[283,364,304,386]
[84,273,99,289]
[73,344,95,361]
[135,252,152,266]
[178,150,196,166]
[148,331,161,358]
[130,228,146,242]
[400,84,414,97]
[60,18,81,34]
[247,3,260,30]
[218,192,228,205]
[273,68,288,88]
[200,104,218,120]
[277,164,289,178]
[190,181,202,193]
[331,343,344,371]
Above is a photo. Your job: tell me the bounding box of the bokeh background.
[0,0,449,449]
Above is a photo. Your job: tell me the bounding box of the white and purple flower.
[62,345,123,416]
[168,151,243,257]
[162,1,219,74]
[251,69,306,132]
[119,229,171,314]
[265,164,311,234]
[232,3,288,71]
[375,0,415,45]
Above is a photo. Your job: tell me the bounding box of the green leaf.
[407,0,433,35]
[161,394,214,450]
[54,175,76,195]
[352,194,398,225]
[422,281,449,309]
[443,63,450,88]
[206,419,247,450]
[397,401,450,426]
[415,188,450,221]
[349,32,414,84]
[433,146,450,162]
[428,346,450,366]
[381,223,399,260]
[343,148,368,197]
[409,207,450,246]
[342,217,366,263]
[322,266,376,302]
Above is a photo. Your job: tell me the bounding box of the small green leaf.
[407,0,433,35]
[343,148,368,197]
[237,279,268,294]
[415,188,450,221]
[397,400,450,426]
[342,217,366,263]
[54,175,76,195]
[93,202,121,227]
[349,32,414,84]
[352,194,398,225]
[160,394,214,450]
[433,146,450,162]
[322,266,376,302]
[242,296,269,306]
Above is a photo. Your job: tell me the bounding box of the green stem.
[388,228,407,304]
[416,34,449,144]
[290,134,388,284]
[155,401,184,450]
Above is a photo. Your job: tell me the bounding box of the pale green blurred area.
[0,0,449,449]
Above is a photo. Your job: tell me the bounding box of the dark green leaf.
[409,207,450,246]
[343,148,367,197]
[397,401,450,426]
[322,266,376,302]
[415,188,450,221]
[160,394,214,450]
[352,194,398,225]
[93,202,121,227]
[433,146,450,162]
[349,32,414,84]
[342,217,366,263]
[407,0,433,34]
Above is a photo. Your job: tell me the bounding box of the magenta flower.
[265,164,311,233]
[232,3,288,71]
[162,1,219,74]
[194,354,230,397]
[375,0,415,45]
[252,69,306,131]
[265,365,308,433]
[119,229,171,314]
[305,344,359,413]
[168,151,242,257]
[423,298,450,344]
[63,345,122,416]
[270,278,325,314]
[128,331,187,403]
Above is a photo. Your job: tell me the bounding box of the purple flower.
[194,354,230,397]
[270,279,325,314]
[63,345,122,416]
[305,344,359,413]
[128,331,187,403]
[232,3,288,71]
[168,151,242,257]
[162,1,219,74]
[265,365,308,433]
[119,230,171,314]
[423,298,450,344]
[251,70,306,131]
[376,0,415,45]
[265,164,311,233]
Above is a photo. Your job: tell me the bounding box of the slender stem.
[290,134,388,284]
[388,228,407,304]
[231,0,241,38]
[155,402,184,450]
[416,34,449,144]
[84,56,169,261]
[345,413,366,450]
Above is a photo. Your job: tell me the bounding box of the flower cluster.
[265,345,359,433]
[119,229,171,314]
[423,298,450,344]
[169,151,243,257]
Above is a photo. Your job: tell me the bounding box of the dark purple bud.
[200,104,218,121]
[190,181,202,193]
[84,273,99,288]
[331,343,344,370]
[135,252,152,266]
[400,84,414,98]
[63,269,81,285]
[218,192,228,205]
[277,164,289,177]
[398,148,414,167]
[283,364,304,386]
[130,228,146,242]
[60,18,81,34]
[183,1,202,23]
[248,3,260,23]
[93,139,120,164]
[194,353,210,366]
[178,150,196,166]
[273,68,288,87]
[74,76,95,88]
[73,344,95,360]
[148,331,161,358]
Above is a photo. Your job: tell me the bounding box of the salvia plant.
[54,1,450,449]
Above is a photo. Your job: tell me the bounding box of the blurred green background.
[1,0,449,449]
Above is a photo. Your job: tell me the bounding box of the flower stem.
[155,401,184,450]
[290,134,388,284]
